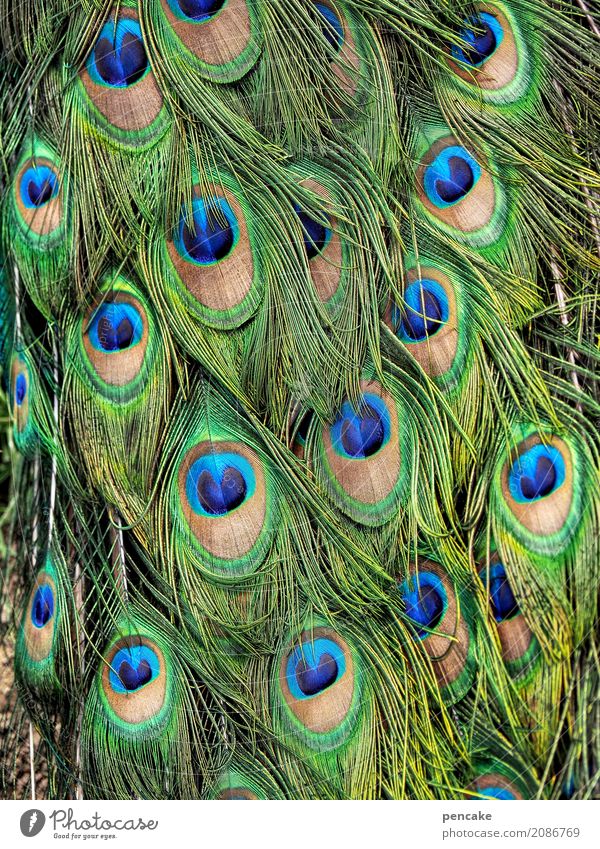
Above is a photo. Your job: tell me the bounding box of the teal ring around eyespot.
[508,444,566,503]
[286,637,346,700]
[451,12,504,66]
[392,278,450,343]
[330,393,391,459]
[108,644,160,694]
[19,165,59,209]
[86,18,150,88]
[167,0,228,24]
[477,786,516,800]
[398,571,448,640]
[423,146,481,209]
[87,301,144,352]
[185,451,256,516]
[175,195,240,266]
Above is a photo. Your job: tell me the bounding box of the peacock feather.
[1,0,599,802]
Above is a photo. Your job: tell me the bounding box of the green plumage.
[1,0,599,802]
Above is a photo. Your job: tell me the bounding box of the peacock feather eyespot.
[78,8,166,142]
[275,626,359,750]
[498,432,577,549]
[185,451,255,517]
[386,263,466,386]
[19,164,59,209]
[452,12,503,67]
[315,3,345,53]
[286,637,346,699]
[210,767,273,800]
[88,301,143,353]
[81,282,151,395]
[466,768,525,800]
[508,443,565,504]
[175,196,239,266]
[164,174,262,328]
[423,146,481,209]
[108,644,160,694]
[486,562,519,623]
[310,0,360,98]
[13,148,64,243]
[416,135,502,241]
[291,409,313,459]
[10,354,32,443]
[399,571,447,639]
[176,439,272,572]
[392,278,450,343]
[447,4,525,101]
[31,584,55,629]
[331,393,390,460]
[168,0,227,22]
[316,379,405,525]
[401,559,476,704]
[293,204,333,259]
[87,18,149,89]
[158,0,261,83]
[294,410,313,446]
[100,634,168,726]
[19,567,60,666]
[289,173,344,307]
[479,553,538,674]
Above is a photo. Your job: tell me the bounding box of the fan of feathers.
[0,0,599,800]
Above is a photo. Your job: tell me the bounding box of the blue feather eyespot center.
[176,196,239,266]
[293,204,333,259]
[168,0,226,22]
[15,372,27,407]
[297,653,338,695]
[186,452,256,517]
[19,165,59,209]
[452,13,504,67]
[508,444,566,503]
[331,393,391,459]
[315,3,344,52]
[286,637,346,699]
[393,278,450,342]
[109,644,160,693]
[31,584,54,629]
[87,19,149,88]
[476,786,516,801]
[424,146,481,208]
[399,572,447,639]
[88,301,144,353]
[482,563,519,622]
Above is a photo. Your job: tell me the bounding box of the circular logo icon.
[20,810,46,837]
